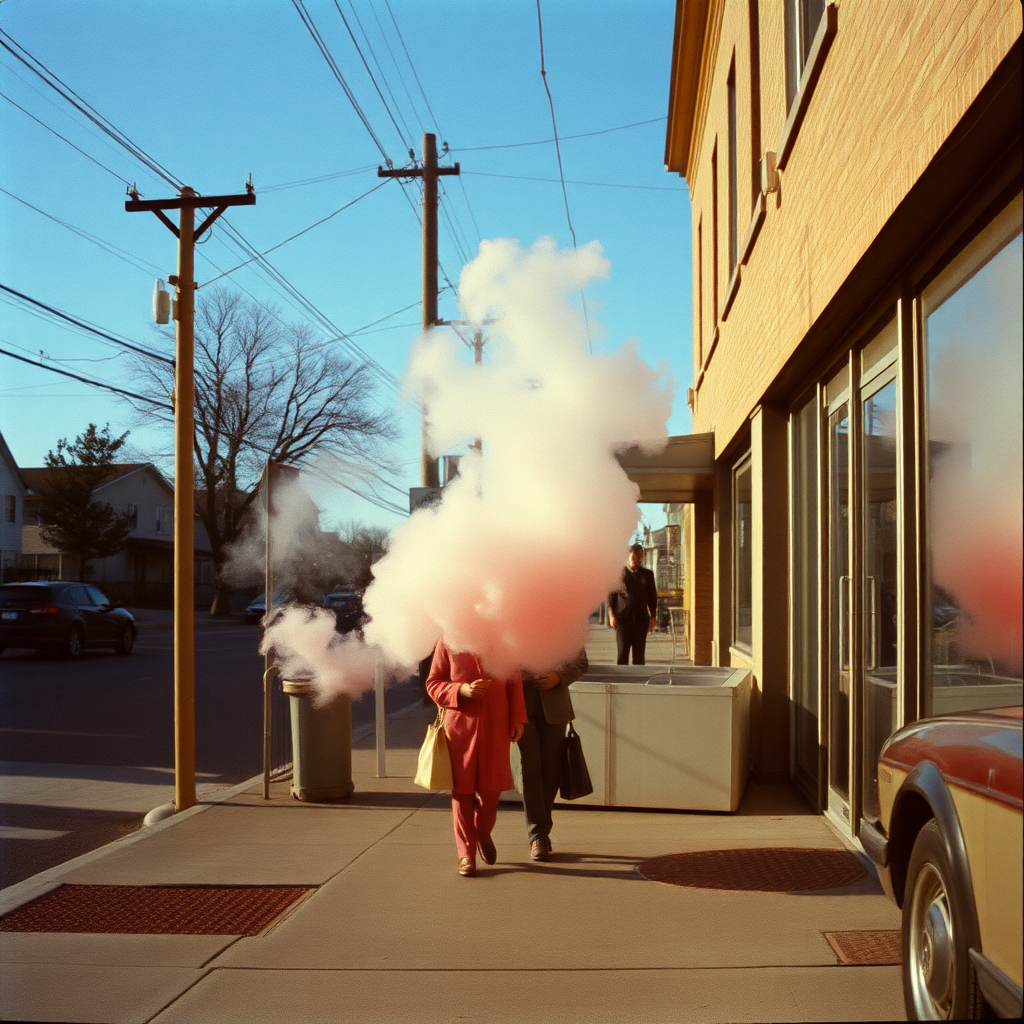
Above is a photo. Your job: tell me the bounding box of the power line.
[332,0,411,153]
[290,0,392,165]
[0,89,132,185]
[0,346,173,409]
[382,0,444,138]
[534,0,592,350]
[0,30,182,192]
[259,165,377,194]
[0,283,174,365]
[462,170,684,192]
[453,116,668,151]
[197,179,390,288]
[0,186,164,275]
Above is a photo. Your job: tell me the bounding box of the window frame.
[732,452,754,652]
[777,2,837,172]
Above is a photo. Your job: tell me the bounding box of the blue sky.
[0,0,692,531]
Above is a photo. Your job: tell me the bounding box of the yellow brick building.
[664,0,1021,843]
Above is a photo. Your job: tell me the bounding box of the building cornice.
[664,0,723,185]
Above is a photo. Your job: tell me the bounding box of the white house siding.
[0,434,26,582]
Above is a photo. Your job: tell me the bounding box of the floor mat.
[824,929,902,965]
[636,847,867,891]
[0,883,313,935]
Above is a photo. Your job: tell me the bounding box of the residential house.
[0,432,26,583]
[20,462,214,607]
[662,0,1022,856]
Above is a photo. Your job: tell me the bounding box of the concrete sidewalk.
[0,688,904,1023]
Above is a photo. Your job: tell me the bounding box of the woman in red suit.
[426,640,527,876]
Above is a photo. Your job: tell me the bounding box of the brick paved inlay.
[0,883,314,935]
[636,847,867,891]
[824,929,902,965]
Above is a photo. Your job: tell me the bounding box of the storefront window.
[923,196,1023,715]
[733,456,752,649]
[861,373,898,821]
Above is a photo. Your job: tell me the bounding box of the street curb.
[0,697,427,918]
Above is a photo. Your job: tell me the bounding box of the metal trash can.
[282,678,354,801]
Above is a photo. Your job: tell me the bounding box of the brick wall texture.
[683,0,1022,453]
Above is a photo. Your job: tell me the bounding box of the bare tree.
[340,520,391,592]
[132,288,396,614]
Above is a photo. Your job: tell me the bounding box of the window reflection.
[734,458,752,648]
[925,205,1023,714]
[862,377,898,822]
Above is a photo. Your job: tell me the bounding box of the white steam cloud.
[263,237,673,699]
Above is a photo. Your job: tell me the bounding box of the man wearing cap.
[608,543,658,665]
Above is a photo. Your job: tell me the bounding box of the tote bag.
[414,704,453,791]
[559,722,593,800]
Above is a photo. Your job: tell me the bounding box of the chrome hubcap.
[909,862,954,1018]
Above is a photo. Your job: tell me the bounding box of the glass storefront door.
[825,376,851,821]
[860,371,898,824]
[822,321,899,829]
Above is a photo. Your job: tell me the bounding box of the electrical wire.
[0,284,174,365]
[534,0,592,351]
[0,90,132,185]
[332,0,410,153]
[462,170,684,192]
[290,0,392,165]
[0,346,173,409]
[0,186,164,276]
[259,165,377,193]
[454,116,668,151]
[197,179,390,288]
[0,30,182,191]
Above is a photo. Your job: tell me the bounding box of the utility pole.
[127,183,255,813]
[437,317,496,454]
[378,133,459,488]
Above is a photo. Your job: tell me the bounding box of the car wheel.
[902,818,983,1020]
[64,625,84,660]
[114,624,135,655]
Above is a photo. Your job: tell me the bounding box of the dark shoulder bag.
[559,722,594,800]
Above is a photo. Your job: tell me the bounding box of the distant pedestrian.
[608,543,658,665]
[426,640,527,876]
[518,648,588,861]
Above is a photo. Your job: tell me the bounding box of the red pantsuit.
[426,641,527,859]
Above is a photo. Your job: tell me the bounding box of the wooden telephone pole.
[126,184,255,813]
[378,133,459,488]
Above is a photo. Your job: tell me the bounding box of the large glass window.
[791,395,819,793]
[785,0,826,106]
[733,456,753,648]
[923,196,1023,714]
[861,374,898,821]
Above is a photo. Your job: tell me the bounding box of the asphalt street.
[0,619,420,888]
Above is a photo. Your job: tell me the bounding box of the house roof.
[20,463,171,496]
[0,431,27,493]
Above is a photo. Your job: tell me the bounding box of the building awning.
[617,433,715,503]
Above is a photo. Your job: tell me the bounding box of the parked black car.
[322,591,364,635]
[0,581,136,658]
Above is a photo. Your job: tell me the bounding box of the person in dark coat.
[608,543,658,665]
[517,648,588,861]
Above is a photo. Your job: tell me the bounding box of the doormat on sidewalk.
[636,847,866,891]
[0,884,314,935]
[824,930,902,965]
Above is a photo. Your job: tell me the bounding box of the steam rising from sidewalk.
[263,237,674,700]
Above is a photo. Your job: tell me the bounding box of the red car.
[860,705,1022,1020]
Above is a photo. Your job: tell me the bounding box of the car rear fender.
[891,760,981,950]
